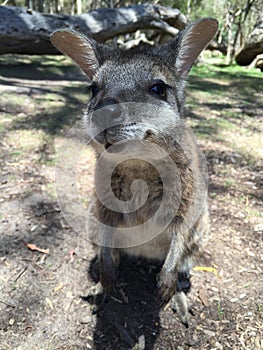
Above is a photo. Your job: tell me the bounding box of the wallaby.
[51,18,218,328]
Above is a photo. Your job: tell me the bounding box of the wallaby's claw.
[84,282,106,313]
[170,291,192,328]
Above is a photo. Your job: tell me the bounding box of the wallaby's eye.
[149,80,167,99]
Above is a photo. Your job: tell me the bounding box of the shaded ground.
[0,55,262,350]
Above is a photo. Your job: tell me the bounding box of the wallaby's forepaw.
[157,277,193,328]
[156,273,176,305]
[99,247,119,290]
[100,263,118,291]
[170,291,194,328]
[84,282,106,313]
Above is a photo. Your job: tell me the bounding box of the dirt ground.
[0,55,262,350]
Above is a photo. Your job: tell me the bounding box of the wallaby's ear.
[158,18,218,79]
[51,30,101,81]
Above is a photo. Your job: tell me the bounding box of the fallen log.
[235,17,263,66]
[0,5,187,55]
[207,40,227,55]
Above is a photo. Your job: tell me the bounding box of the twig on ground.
[14,266,28,282]
[170,341,176,350]
[239,334,247,350]
[0,297,16,308]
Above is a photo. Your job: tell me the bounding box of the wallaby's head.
[51,18,218,152]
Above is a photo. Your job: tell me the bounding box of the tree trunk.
[225,9,234,64]
[0,4,187,55]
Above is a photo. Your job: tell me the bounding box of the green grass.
[223,178,235,187]
[186,55,262,162]
[257,304,263,314]
[217,300,225,320]
[190,53,262,79]
[0,55,82,80]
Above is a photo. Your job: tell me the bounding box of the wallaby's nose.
[92,99,123,128]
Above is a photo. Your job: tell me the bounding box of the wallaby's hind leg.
[176,255,192,294]
[86,247,120,312]
[170,291,190,327]
[99,246,120,290]
[176,270,191,294]
[170,257,194,328]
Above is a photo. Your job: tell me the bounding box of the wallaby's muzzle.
[91,100,125,147]
[92,99,124,128]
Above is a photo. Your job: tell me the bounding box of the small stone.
[200,312,206,320]
[66,291,74,298]
[80,316,92,324]
[254,223,263,232]
[202,329,215,337]
[9,318,15,326]
[230,297,238,303]
[138,335,145,350]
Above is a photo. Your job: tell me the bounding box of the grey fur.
[51,18,218,326]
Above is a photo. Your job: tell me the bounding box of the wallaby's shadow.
[86,256,162,349]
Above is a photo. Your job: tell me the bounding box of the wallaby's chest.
[112,162,162,200]
[95,159,167,226]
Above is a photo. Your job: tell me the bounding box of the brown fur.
[51,17,218,327]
